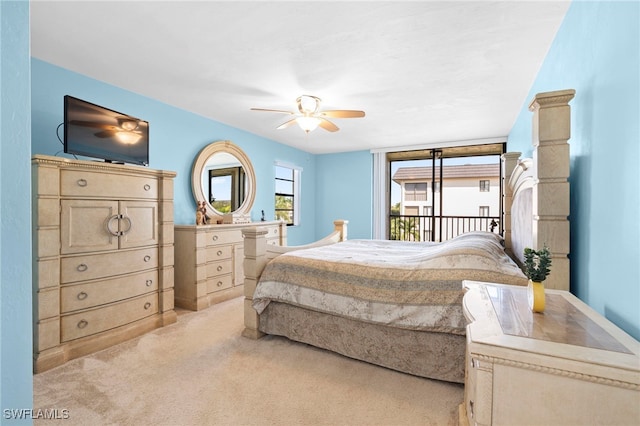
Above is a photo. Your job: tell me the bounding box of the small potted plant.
[523,246,552,312]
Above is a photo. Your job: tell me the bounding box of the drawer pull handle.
[77,319,88,329]
[217,250,223,256]
[217,265,223,272]
[77,178,88,187]
[77,291,88,300]
[120,215,132,236]
[144,302,152,310]
[144,255,151,262]
[77,263,88,272]
[106,215,120,236]
[217,281,223,287]
[106,214,132,236]
[212,235,219,241]
[144,184,151,191]
[146,279,153,286]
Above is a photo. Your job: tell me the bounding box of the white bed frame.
[241,88,575,364]
[503,89,574,291]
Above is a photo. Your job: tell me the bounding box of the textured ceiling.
[30,1,570,154]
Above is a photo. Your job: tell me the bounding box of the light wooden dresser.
[174,221,286,310]
[32,155,177,373]
[461,281,640,426]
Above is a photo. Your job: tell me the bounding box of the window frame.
[274,162,302,226]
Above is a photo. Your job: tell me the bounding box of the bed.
[242,89,574,384]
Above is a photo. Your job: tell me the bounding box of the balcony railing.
[389,214,500,242]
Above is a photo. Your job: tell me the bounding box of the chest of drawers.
[32,155,177,373]
[461,281,640,425]
[174,221,286,310]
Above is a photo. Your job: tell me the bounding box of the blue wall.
[31,60,318,246]
[1,0,33,421]
[315,151,373,239]
[508,1,639,339]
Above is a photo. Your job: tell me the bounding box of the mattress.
[252,232,527,335]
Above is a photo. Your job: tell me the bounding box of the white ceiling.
[30,1,570,155]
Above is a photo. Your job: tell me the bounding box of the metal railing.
[389,214,500,242]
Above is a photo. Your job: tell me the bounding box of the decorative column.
[241,227,269,339]
[158,171,178,325]
[529,89,575,291]
[501,151,522,258]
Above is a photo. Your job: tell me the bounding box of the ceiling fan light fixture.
[297,95,320,114]
[116,131,142,144]
[296,116,321,133]
[252,95,363,134]
[118,118,139,131]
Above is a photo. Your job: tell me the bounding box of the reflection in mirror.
[191,140,256,223]
[202,152,246,213]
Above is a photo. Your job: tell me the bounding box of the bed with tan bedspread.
[251,232,527,383]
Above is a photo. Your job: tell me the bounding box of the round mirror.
[191,141,256,223]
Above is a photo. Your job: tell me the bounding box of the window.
[479,180,490,192]
[433,181,441,193]
[275,163,301,226]
[479,206,490,217]
[405,206,419,216]
[404,182,427,201]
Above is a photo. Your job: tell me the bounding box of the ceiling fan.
[70,118,143,144]
[251,95,365,134]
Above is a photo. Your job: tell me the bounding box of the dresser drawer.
[61,293,158,342]
[61,170,158,200]
[207,274,233,293]
[206,245,232,262]
[266,225,281,239]
[61,247,158,284]
[207,229,242,245]
[207,259,232,278]
[61,270,159,313]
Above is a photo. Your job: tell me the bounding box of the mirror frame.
[191,140,256,222]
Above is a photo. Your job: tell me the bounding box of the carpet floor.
[33,296,464,425]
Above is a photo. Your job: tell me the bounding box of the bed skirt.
[259,302,466,384]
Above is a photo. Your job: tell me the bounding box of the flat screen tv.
[64,95,149,166]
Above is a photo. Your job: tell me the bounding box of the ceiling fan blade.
[318,118,339,132]
[250,108,295,115]
[94,130,117,138]
[70,120,115,129]
[276,118,299,130]
[320,110,365,118]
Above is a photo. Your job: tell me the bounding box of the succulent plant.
[524,246,552,282]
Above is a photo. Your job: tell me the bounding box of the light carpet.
[34,296,464,425]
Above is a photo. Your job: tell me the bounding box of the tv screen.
[64,95,149,166]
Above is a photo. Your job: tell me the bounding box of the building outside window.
[275,163,301,226]
[405,182,428,201]
[391,162,500,241]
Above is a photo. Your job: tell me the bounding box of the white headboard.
[503,89,575,291]
[508,158,533,266]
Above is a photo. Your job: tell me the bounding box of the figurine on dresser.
[196,201,209,225]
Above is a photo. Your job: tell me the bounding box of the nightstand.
[460,281,640,426]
